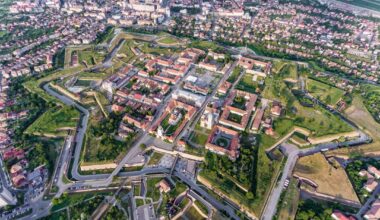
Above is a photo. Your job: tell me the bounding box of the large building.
[219,90,257,131]
[237,56,271,77]
[205,125,240,160]
[150,99,197,142]
[0,188,17,208]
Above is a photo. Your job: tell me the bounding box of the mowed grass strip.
[26,106,80,136]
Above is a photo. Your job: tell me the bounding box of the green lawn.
[189,40,222,51]
[116,40,137,63]
[139,42,177,56]
[147,152,164,166]
[146,178,162,202]
[227,66,242,83]
[190,131,209,146]
[135,198,145,207]
[51,192,110,212]
[25,106,79,136]
[262,63,352,137]
[158,36,179,44]
[23,66,85,103]
[0,30,7,37]
[307,78,345,105]
[78,50,105,66]
[294,102,352,137]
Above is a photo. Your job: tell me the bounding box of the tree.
[246,192,254,200]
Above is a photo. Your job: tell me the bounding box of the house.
[251,108,264,132]
[205,125,240,160]
[12,174,27,187]
[157,179,172,193]
[364,178,378,193]
[10,164,23,176]
[331,210,356,220]
[271,103,282,116]
[112,104,124,112]
[364,200,380,219]
[368,166,380,179]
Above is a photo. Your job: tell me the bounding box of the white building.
[171,89,205,107]
[200,107,220,129]
[0,188,17,208]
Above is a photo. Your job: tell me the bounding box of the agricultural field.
[294,153,359,203]
[306,78,345,106]
[25,106,80,136]
[337,0,380,12]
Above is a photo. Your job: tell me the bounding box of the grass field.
[327,95,380,157]
[277,178,300,220]
[25,106,79,136]
[183,206,206,220]
[23,66,85,103]
[147,152,164,166]
[139,42,177,56]
[146,177,162,202]
[157,36,180,45]
[337,0,380,12]
[236,73,263,93]
[0,30,7,37]
[227,66,243,83]
[190,131,209,146]
[294,102,352,137]
[263,62,352,137]
[77,49,105,66]
[306,78,345,106]
[189,40,222,52]
[51,192,110,212]
[116,40,137,64]
[294,153,359,202]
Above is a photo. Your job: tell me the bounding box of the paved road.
[262,130,370,220]
[52,135,73,195]
[356,183,380,218]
